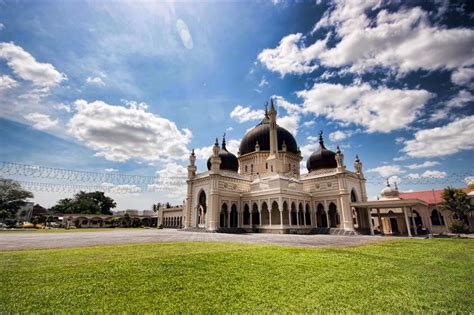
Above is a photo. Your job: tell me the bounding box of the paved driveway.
[0,229,398,250]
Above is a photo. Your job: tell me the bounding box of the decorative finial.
[191,148,195,155]
[355,154,360,162]
[215,137,219,146]
[385,178,390,187]
[394,181,398,190]
[336,145,341,154]
[264,101,268,117]
[222,133,226,149]
[319,130,324,144]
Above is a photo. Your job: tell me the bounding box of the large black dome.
[207,138,239,172]
[306,132,337,172]
[239,121,298,155]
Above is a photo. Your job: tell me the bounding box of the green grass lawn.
[1,239,472,313]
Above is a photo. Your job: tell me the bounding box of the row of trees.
[51,191,116,215]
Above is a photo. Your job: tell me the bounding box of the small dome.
[380,180,399,199]
[239,118,298,155]
[207,137,239,172]
[306,132,337,172]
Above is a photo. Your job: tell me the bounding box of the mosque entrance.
[316,204,327,228]
[220,204,229,228]
[197,191,207,227]
[230,204,238,228]
[328,203,339,227]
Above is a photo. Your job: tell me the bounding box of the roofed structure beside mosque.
[160,98,473,236]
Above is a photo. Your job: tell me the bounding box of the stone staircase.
[310,227,358,236]
[216,227,247,234]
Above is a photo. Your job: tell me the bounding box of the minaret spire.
[266,97,279,174]
[221,133,227,150]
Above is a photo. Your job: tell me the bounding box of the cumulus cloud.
[429,90,473,122]
[0,23,4,30]
[367,165,404,177]
[0,42,66,87]
[329,130,351,142]
[407,161,440,169]
[257,33,326,77]
[68,99,192,162]
[297,83,433,133]
[104,168,118,173]
[278,114,299,135]
[53,103,71,113]
[101,182,141,194]
[0,74,17,89]
[451,67,474,87]
[230,105,264,123]
[408,170,447,179]
[259,76,269,88]
[23,112,58,130]
[194,145,213,160]
[86,76,105,86]
[402,116,474,158]
[150,162,188,198]
[259,2,474,79]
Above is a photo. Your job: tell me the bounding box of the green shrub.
[450,220,469,234]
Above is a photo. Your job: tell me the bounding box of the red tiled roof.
[399,188,470,205]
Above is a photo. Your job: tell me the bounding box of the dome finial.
[385,178,390,187]
[264,101,269,117]
[336,145,341,154]
[214,137,219,146]
[319,130,324,144]
[222,132,226,149]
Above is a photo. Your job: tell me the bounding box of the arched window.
[245,165,248,173]
[351,189,358,202]
[251,164,254,174]
[431,209,445,226]
[243,204,250,225]
[266,163,268,169]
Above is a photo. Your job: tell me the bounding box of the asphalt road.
[0,229,398,250]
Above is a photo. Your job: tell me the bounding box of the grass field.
[1,239,472,313]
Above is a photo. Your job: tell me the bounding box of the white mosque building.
[159,99,473,236]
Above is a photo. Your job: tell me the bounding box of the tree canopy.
[51,191,116,215]
[441,187,472,223]
[0,178,34,217]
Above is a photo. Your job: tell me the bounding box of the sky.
[0,0,473,210]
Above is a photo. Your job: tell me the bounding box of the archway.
[261,202,269,225]
[290,202,297,225]
[305,204,311,226]
[282,201,289,225]
[431,209,445,226]
[351,189,358,202]
[243,204,250,225]
[230,204,238,228]
[298,203,304,225]
[316,203,327,228]
[197,190,207,226]
[271,201,280,225]
[252,203,260,226]
[220,203,229,228]
[328,202,339,227]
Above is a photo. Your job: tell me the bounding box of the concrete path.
[0,229,399,250]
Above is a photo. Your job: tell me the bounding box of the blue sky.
[0,0,473,210]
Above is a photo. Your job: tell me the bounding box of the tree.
[0,178,34,219]
[152,203,162,213]
[50,191,116,215]
[122,213,131,227]
[166,202,171,209]
[441,187,472,234]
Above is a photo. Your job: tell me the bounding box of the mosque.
[159,99,473,236]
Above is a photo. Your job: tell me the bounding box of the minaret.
[187,149,196,179]
[266,98,279,174]
[210,137,221,172]
[354,154,364,178]
[335,145,345,173]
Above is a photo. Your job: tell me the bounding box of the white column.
[410,208,418,236]
[280,210,283,228]
[326,211,330,228]
[367,207,374,235]
[403,207,412,237]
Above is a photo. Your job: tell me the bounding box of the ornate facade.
[183,99,372,234]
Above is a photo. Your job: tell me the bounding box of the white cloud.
[101,182,141,194]
[302,120,316,128]
[300,142,318,159]
[446,90,474,108]
[329,130,351,142]
[407,161,440,169]
[393,156,409,162]
[68,99,192,162]
[230,105,264,123]
[0,74,17,89]
[273,95,302,115]
[104,168,118,173]
[150,162,188,198]
[408,170,447,179]
[278,114,299,135]
[259,76,269,88]
[194,145,213,160]
[53,103,71,113]
[23,112,58,130]
[260,3,474,79]
[257,33,326,77]
[367,165,404,177]
[402,116,474,158]
[451,67,474,87]
[297,83,433,133]
[0,42,66,87]
[465,176,474,184]
[176,19,193,50]
[0,23,4,30]
[307,135,318,142]
[86,76,105,86]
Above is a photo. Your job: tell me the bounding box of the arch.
[305,204,311,226]
[230,204,238,228]
[328,202,339,227]
[282,201,289,225]
[261,202,269,225]
[298,203,304,225]
[351,189,358,202]
[243,204,250,225]
[316,203,327,227]
[220,203,229,228]
[271,201,280,225]
[197,190,207,226]
[252,203,260,225]
[431,209,445,226]
[290,202,297,225]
